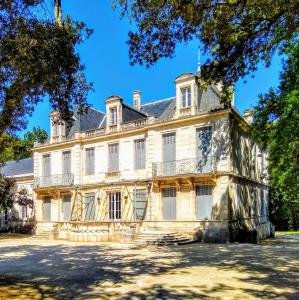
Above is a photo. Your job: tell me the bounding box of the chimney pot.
[133,90,141,110]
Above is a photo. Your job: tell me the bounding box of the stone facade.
[29,71,272,242]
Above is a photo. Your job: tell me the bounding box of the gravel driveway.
[0,235,298,299]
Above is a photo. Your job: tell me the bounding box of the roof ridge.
[89,106,105,115]
[141,96,175,107]
[122,102,149,117]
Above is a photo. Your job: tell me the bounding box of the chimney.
[133,90,141,110]
[243,109,254,125]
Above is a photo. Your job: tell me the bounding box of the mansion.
[0,70,272,243]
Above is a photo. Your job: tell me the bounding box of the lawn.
[0,234,298,299]
[276,231,299,235]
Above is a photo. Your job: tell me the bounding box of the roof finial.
[197,47,201,73]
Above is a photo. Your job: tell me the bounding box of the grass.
[276,230,299,235]
[0,233,29,240]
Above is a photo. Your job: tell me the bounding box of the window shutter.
[85,193,95,220]
[196,127,212,172]
[109,143,119,172]
[135,139,145,169]
[63,151,71,174]
[162,188,176,220]
[195,186,213,220]
[85,148,95,175]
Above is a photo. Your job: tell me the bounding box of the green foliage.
[0,175,15,211]
[0,0,92,138]
[0,127,48,163]
[116,0,298,99]
[253,42,299,230]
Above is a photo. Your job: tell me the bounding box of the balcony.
[152,157,215,178]
[34,173,74,188]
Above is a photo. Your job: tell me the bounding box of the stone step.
[131,230,195,246]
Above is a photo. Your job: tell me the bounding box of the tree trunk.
[54,0,62,26]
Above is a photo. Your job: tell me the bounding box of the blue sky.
[25,0,282,134]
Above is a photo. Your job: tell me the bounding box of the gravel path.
[0,235,298,299]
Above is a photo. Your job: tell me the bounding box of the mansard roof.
[0,158,33,177]
[63,80,222,136]
[66,106,106,139]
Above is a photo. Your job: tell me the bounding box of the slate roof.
[60,72,223,138]
[0,158,33,177]
[66,106,105,139]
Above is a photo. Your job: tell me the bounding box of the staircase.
[131,230,195,246]
[31,227,53,239]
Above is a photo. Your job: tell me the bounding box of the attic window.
[181,87,191,108]
[110,107,117,125]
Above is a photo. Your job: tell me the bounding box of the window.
[134,139,145,169]
[109,192,121,220]
[62,151,71,174]
[85,148,95,175]
[181,87,191,108]
[108,143,119,172]
[43,196,51,221]
[196,186,213,220]
[110,107,117,125]
[134,189,147,220]
[85,193,95,220]
[52,121,59,136]
[21,205,27,219]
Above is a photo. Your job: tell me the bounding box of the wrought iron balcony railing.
[152,157,215,178]
[34,173,74,188]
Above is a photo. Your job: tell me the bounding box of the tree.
[116,0,299,100]
[0,0,92,139]
[252,42,299,230]
[0,127,48,163]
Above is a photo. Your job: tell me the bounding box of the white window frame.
[181,86,191,108]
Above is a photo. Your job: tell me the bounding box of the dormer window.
[181,87,191,108]
[52,121,59,136]
[110,107,117,125]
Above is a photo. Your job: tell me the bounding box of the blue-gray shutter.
[63,151,71,174]
[108,144,119,172]
[42,154,51,187]
[63,195,71,221]
[109,192,121,220]
[134,139,145,169]
[162,188,176,220]
[163,133,176,176]
[133,189,147,220]
[85,193,95,220]
[196,127,212,173]
[85,148,95,175]
[43,196,51,221]
[196,186,213,220]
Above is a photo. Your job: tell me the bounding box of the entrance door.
[43,196,51,221]
[162,133,176,176]
[109,192,121,220]
[196,127,212,173]
[195,186,213,220]
[162,188,176,220]
[63,195,71,221]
